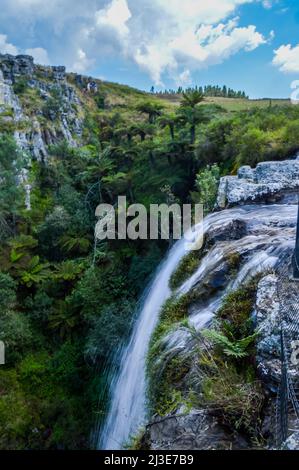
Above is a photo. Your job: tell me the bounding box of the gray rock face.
[145,409,249,450]
[0,54,34,81]
[255,273,299,391]
[51,66,66,81]
[0,68,24,120]
[217,160,299,208]
[282,431,299,450]
[0,53,82,159]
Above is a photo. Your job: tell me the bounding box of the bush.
[217,281,257,339]
[13,79,28,95]
[85,300,135,362]
[0,369,36,449]
[0,310,33,363]
[195,164,220,213]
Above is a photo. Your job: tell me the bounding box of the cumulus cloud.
[131,13,267,84]
[0,0,272,83]
[95,0,131,37]
[25,47,50,65]
[273,44,299,73]
[72,48,95,73]
[0,34,19,55]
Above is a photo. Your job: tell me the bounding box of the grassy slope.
[157,93,290,112]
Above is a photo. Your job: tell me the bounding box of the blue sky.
[0,0,299,98]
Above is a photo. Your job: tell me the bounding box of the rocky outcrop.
[145,409,249,450]
[0,54,66,83]
[217,160,299,208]
[255,274,281,391]
[0,69,23,120]
[0,54,82,159]
[0,54,34,81]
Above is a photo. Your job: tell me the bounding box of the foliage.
[201,329,258,359]
[13,79,28,95]
[199,360,264,435]
[195,164,220,213]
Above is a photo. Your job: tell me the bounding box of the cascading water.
[99,202,297,450]
[99,230,199,449]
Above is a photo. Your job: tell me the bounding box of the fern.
[202,329,258,359]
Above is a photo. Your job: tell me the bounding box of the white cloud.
[95,0,131,37]
[132,13,267,84]
[176,69,192,87]
[155,0,257,25]
[72,48,95,73]
[25,47,50,65]
[0,34,19,55]
[0,0,272,83]
[273,44,299,73]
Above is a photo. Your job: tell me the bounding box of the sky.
[0,0,299,98]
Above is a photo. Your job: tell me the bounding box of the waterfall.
[99,202,297,450]
[99,230,199,449]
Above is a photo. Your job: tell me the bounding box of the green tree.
[177,106,210,144]
[158,114,176,140]
[136,101,164,123]
[180,90,204,108]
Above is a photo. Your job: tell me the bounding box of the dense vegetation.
[1,69,299,449]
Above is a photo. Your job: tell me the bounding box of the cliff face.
[0,53,83,161]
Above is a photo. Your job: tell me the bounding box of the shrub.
[0,310,33,363]
[13,79,28,95]
[195,164,220,213]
